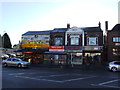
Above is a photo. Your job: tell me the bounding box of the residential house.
[105,23,120,61]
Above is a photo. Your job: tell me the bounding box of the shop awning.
[44,52,67,55]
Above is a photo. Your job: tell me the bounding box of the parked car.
[108,61,120,72]
[2,58,30,68]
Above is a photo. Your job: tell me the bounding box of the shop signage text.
[49,46,64,51]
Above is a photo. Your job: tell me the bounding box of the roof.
[22,30,52,35]
[51,28,68,33]
[111,24,120,31]
[82,27,102,32]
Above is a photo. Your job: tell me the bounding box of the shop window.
[71,53,82,64]
[87,37,98,45]
[112,48,120,58]
[54,37,63,46]
[113,37,120,42]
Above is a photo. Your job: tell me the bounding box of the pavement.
[30,63,108,71]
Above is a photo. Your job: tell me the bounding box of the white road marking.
[91,84,120,88]
[91,79,120,88]
[37,74,72,78]
[98,79,119,85]
[14,74,96,83]
[9,73,25,75]
[61,76,96,82]
[15,76,63,83]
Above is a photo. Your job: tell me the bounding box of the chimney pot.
[105,21,108,31]
[67,23,70,28]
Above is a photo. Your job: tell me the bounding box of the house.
[105,23,120,61]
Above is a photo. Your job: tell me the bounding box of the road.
[2,65,120,89]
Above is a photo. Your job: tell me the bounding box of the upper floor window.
[35,35,38,38]
[44,37,49,39]
[70,35,79,45]
[54,37,63,46]
[71,37,79,45]
[22,37,28,40]
[87,37,98,45]
[113,37,120,42]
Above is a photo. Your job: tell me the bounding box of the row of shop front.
[16,45,103,66]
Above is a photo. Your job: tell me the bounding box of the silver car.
[2,58,30,68]
[108,61,120,72]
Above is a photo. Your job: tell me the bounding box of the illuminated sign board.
[21,40,49,48]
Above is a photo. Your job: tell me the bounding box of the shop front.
[83,46,103,64]
[15,48,48,64]
[44,46,67,65]
[65,46,83,66]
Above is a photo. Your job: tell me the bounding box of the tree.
[0,34,3,48]
[2,33,12,48]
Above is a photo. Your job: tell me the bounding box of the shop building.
[44,28,68,65]
[20,30,52,63]
[65,25,103,65]
[82,26,103,64]
[65,27,84,65]
[105,23,120,61]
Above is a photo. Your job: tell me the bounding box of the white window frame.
[113,37,120,42]
[70,35,79,45]
[87,37,98,46]
[54,37,63,46]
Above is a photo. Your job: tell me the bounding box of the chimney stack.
[105,21,108,31]
[67,23,70,28]
[98,21,101,28]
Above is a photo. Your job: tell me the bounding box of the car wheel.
[111,67,117,72]
[17,64,22,68]
[3,63,7,67]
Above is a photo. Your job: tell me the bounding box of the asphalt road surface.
[2,65,120,89]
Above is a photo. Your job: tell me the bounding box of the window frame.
[87,37,98,46]
[54,37,63,46]
[113,37,120,42]
[70,35,79,45]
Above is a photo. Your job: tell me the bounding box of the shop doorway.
[85,53,101,64]
[70,53,83,65]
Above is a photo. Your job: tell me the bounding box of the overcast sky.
[0,0,119,46]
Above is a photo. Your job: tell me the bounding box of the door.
[71,53,83,65]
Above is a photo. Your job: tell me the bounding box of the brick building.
[105,23,120,61]
[44,28,68,65]
[65,27,84,65]
[65,24,103,65]
[83,26,103,64]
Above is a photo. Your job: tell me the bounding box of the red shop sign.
[50,46,64,49]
